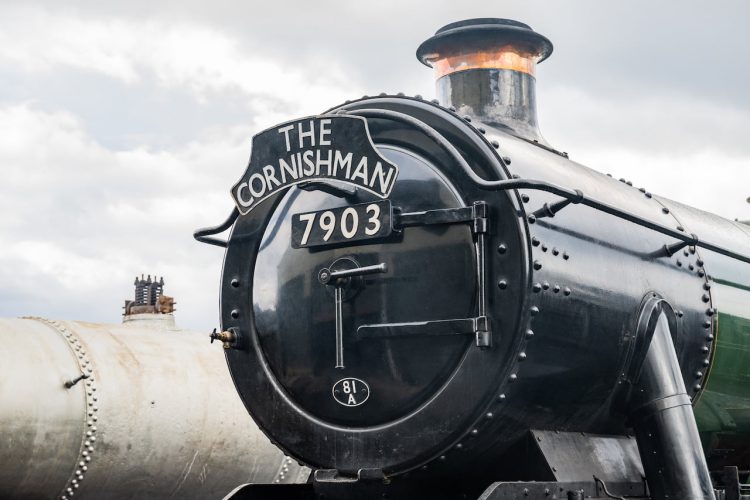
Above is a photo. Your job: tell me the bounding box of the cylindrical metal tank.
[0,313,308,499]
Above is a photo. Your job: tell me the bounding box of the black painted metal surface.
[211,91,750,498]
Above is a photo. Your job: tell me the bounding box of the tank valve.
[210,328,238,349]
[64,372,90,389]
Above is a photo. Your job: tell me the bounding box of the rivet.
[478,127,486,134]
[696,371,703,378]
[563,287,571,296]
[690,246,696,254]
[455,443,463,449]
[414,94,423,100]
[491,140,499,148]
[706,308,715,316]
[531,237,540,247]
[498,279,508,290]
[430,98,439,104]
[684,250,690,257]
[525,329,534,338]
[509,373,517,382]
[498,393,506,401]
[518,352,527,361]
[231,278,240,288]
[528,215,536,224]
[486,412,494,419]
[645,192,652,198]
[662,207,670,214]
[694,384,702,391]
[471,429,479,436]
[676,260,682,267]
[703,320,711,328]
[563,252,569,260]
[697,258,704,267]
[231,309,240,319]
[703,359,710,366]
[448,105,456,111]
[439,455,446,461]
[639,187,646,193]
[702,294,710,303]
[530,306,539,316]
[701,346,709,353]
[532,283,542,293]
[502,156,512,165]
[698,270,705,278]
[497,244,508,254]
[689,264,695,271]
[541,244,548,252]
[533,261,542,270]
[677,226,685,232]
[552,248,559,256]
[542,282,550,290]
[703,283,711,291]
[521,194,530,203]
[706,334,714,341]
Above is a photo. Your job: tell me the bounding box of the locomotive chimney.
[417,18,553,145]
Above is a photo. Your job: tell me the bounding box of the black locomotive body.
[198,19,750,500]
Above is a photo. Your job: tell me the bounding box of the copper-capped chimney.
[417,18,553,145]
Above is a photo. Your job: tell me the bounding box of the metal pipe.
[629,311,715,500]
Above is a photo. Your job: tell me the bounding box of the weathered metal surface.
[0,316,308,499]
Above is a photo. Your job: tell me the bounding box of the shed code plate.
[332,378,370,407]
[291,200,392,249]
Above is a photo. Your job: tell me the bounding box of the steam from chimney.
[417,18,553,145]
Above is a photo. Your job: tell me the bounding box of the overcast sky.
[1,1,748,331]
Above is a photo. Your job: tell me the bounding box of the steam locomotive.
[196,19,750,500]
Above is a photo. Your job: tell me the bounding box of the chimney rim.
[416,18,553,68]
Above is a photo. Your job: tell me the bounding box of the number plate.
[291,200,392,249]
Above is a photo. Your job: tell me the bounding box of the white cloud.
[0,4,360,112]
[0,103,250,329]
